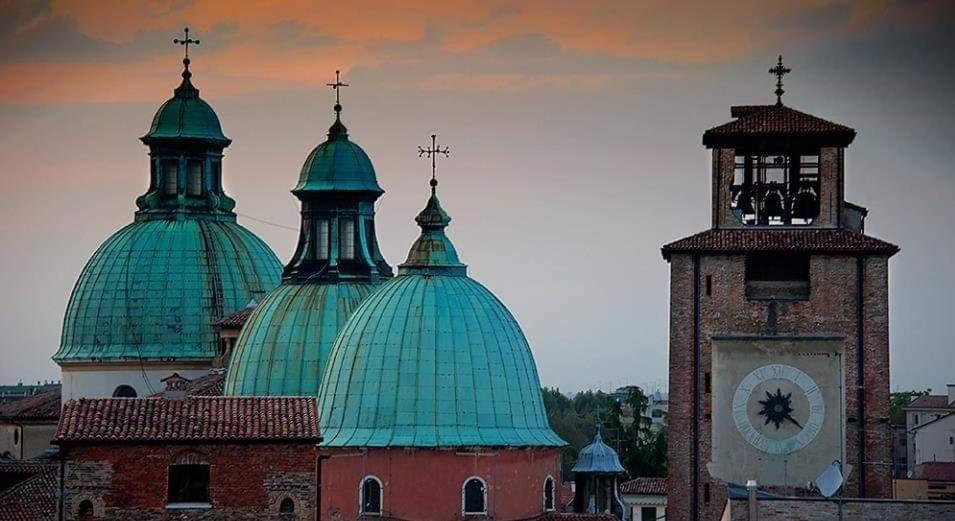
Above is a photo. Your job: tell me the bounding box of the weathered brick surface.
[667,252,893,521]
[727,497,955,520]
[62,442,317,520]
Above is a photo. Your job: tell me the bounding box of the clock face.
[732,364,825,455]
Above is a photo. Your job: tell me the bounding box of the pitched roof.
[213,301,257,329]
[906,395,955,410]
[0,461,57,520]
[917,462,955,482]
[703,104,856,147]
[620,477,667,496]
[149,371,225,398]
[662,228,899,260]
[55,396,319,444]
[0,389,60,421]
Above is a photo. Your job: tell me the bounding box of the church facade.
[663,59,899,521]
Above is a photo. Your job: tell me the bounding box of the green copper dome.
[142,66,230,145]
[55,219,281,362]
[224,283,374,395]
[293,115,382,194]
[317,183,564,447]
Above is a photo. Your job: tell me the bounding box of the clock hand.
[785,414,802,429]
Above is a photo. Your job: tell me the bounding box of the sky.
[0,0,953,394]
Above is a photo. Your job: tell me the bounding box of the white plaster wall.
[914,414,955,465]
[61,365,210,402]
[0,424,19,458]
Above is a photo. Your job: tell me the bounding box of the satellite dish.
[815,460,845,498]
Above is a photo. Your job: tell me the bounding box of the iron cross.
[769,55,792,105]
[326,70,349,106]
[173,27,199,61]
[418,134,450,182]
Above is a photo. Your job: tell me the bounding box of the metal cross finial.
[173,27,199,63]
[769,55,792,106]
[418,133,450,187]
[326,70,349,113]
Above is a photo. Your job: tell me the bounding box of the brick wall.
[727,497,955,521]
[62,442,317,520]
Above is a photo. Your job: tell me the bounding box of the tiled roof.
[149,371,225,398]
[0,389,60,421]
[55,396,319,443]
[918,462,955,482]
[703,104,855,147]
[214,302,257,329]
[0,461,57,520]
[519,514,619,521]
[906,395,955,410]
[662,228,899,259]
[620,477,667,496]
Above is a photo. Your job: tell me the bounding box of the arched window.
[463,477,487,515]
[360,476,382,514]
[187,161,203,196]
[112,385,137,398]
[543,475,556,511]
[77,499,94,518]
[163,162,178,195]
[279,497,295,513]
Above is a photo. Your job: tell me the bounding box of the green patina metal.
[224,98,392,396]
[317,183,565,447]
[224,283,374,395]
[55,219,280,362]
[293,115,383,194]
[55,57,281,364]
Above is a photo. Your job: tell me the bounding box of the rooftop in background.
[662,228,899,260]
[571,430,625,474]
[0,388,61,421]
[619,477,667,496]
[905,395,955,410]
[148,370,226,398]
[915,462,955,482]
[55,396,319,444]
[0,460,57,520]
[213,301,258,330]
[0,383,60,405]
[703,104,856,148]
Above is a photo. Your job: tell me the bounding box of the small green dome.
[55,219,281,362]
[293,117,382,194]
[317,186,563,448]
[224,283,376,396]
[142,73,230,145]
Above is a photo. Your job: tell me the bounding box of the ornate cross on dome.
[418,134,450,185]
[769,55,792,106]
[326,70,349,113]
[173,27,199,64]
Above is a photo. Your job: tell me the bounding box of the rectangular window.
[745,253,810,300]
[317,220,330,260]
[704,483,710,503]
[341,219,355,260]
[167,464,209,505]
[163,162,178,195]
[704,372,711,394]
[705,275,712,296]
[641,507,656,521]
[731,152,820,226]
[187,161,203,196]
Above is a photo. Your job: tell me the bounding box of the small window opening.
[361,477,382,514]
[210,162,221,193]
[279,497,295,513]
[13,429,19,445]
[163,162,178,195]
[341,219,355,259]
[463,477,487,514]
[745,253,810,300]
[543,476,555,511]
[641,506,657,521]
[705,275,712,296]
[187,161,203,196]
[704,483,711,503]
[168,464,210,504]
[704,372,711,394]
[112,385,137,398]
[77,500,94,518]
[317,220,330,260]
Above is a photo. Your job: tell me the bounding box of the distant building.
[620,477,667,521]
[905,385,955,473]
[0,388,60,460]
[54,382,320,520]
[913,413,955,466]
[570,429,627,519]
[0,382,60,405]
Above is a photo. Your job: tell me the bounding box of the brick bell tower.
[662,57,899,521]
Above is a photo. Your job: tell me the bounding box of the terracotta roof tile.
[518,514,619,521]
[906,395,954,410]
[0,389,60,421]
[0,461,57,520]
[149,371,225,398]
[662,228,899,259]
[55,396,319,444]
[214,302,257,328]
[620,477,667,495]
[703,104,856,147]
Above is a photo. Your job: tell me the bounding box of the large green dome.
[55,219,281,362]
[293,117,382,194]
[224,283,375,395]
[317,185,564,448]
